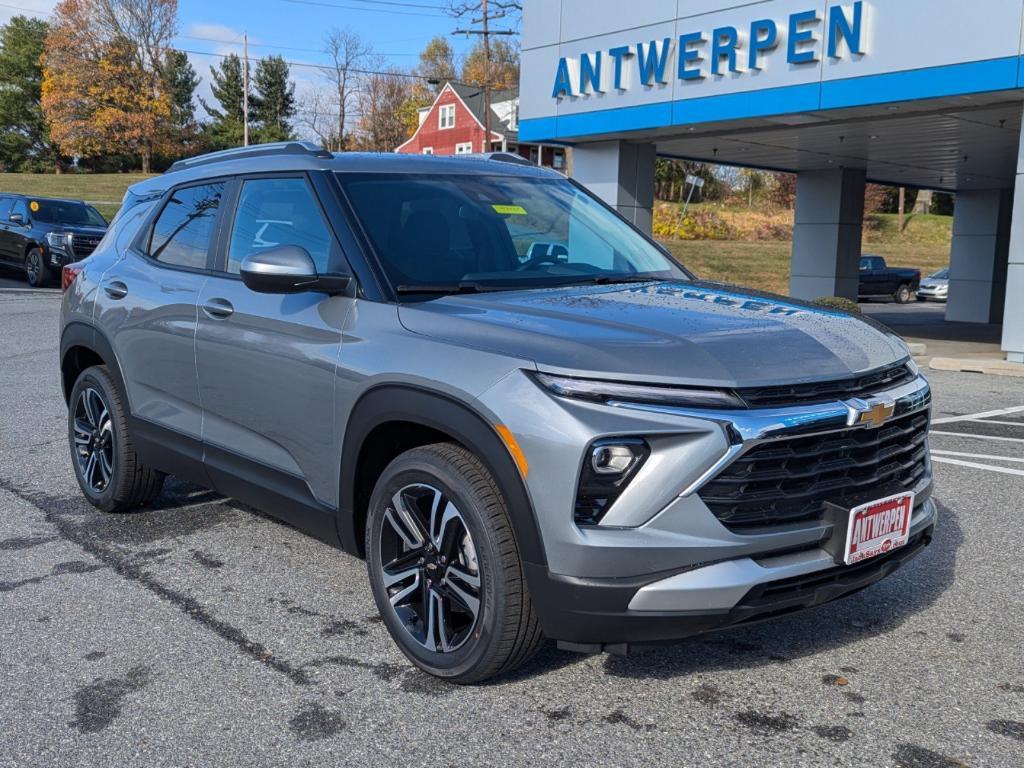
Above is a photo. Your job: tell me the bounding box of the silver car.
[59,143,936,683]
[918,267,950,301]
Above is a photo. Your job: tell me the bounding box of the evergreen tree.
[200,53,246,149]
[0,15,62,172]
[162,49,199,129]
[251,55,295,143]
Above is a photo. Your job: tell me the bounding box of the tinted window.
[149,183,224,269]
[339,173,685,290]
[30,200,106,226]
[226,178,334,274]
[11,199,27,220]
[0,198,12,220]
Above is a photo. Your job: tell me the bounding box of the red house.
[396,82,566,171]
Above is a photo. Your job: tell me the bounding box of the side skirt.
[131,417,342,547]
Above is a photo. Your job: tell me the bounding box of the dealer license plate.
[843,492,915,566]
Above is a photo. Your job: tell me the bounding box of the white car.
[918,268,949,301]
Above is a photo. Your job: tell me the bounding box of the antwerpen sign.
[552,1,866,100]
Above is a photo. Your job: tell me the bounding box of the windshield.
[31,199,107,227]
[338,173,688,293]
[929,268,950,279]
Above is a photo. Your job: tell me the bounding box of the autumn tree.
[41,0,179,172]
[251,55,295,143]
[461,37,519,90]
[354,64,418,152]
[0,16,63,172]
[418,35,455,90]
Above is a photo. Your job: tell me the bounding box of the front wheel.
[894,284,915,304]
[25,247,50,287]
[365,443,543,684]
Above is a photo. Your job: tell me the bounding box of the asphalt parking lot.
[1,274,1022,767]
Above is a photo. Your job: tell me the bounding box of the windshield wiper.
[395,282,508,296]
[567,275,668,286]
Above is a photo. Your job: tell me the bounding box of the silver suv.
[60,143,936,683]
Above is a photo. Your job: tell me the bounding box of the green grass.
[0,172,154,221]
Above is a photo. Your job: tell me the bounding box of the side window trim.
[133,179,229,274]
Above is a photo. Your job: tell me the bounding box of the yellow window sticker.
[492,204,527,216]
[29,201,39,212]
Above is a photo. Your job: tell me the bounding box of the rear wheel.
[25,247,49,287]
[68,365,164,512]
[365,443,543,684]
[894,284,914,304]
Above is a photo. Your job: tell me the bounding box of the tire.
[67,365,164,513]
[365,443,544,684]
[894,284,914,304]
[25,247,50,288]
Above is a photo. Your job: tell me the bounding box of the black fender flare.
[59,322,127,405]
[337,384,546,567]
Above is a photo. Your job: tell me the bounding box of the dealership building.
[519,0,1024,365]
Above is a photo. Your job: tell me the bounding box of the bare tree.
[321,28,371,152]
[354,58,416,153]
[300,87,344,151]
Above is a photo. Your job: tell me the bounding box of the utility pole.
[243,32,250,147]
[453,2,515,153]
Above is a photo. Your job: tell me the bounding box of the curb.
[929,357,1024,377]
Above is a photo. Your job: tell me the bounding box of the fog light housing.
[575,438,649,526]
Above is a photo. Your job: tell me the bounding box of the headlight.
[534,372,746,409]
[46,232,72,251]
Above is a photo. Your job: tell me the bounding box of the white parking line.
[931,457,1024,477]
[932,450,1024,464]
[962,419,1024,427]
[929,431,1024,444]
[931,405,1024,425]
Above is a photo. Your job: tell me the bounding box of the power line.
[276,0,449,17]
[177,46,432,81]
[177,34,420,57]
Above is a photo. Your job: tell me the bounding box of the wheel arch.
[338,384,546,567]
[60,323,127,407]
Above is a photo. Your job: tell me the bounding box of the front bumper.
[477,368,935,647]
[527,498,935,648]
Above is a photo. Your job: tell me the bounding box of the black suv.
[0,194,108,287]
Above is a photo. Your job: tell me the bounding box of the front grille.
[700,409,930,531]
[71,234,103,257]
[736,362,915,408]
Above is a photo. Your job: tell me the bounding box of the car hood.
[397,280,909,388]
[45,224,107,236]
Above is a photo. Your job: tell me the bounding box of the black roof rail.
[167,141,333,173]
[478,152,536,167]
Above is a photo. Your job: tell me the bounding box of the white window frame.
[455,142,473,155]
[439,104,456,130]
[422,147,434,155]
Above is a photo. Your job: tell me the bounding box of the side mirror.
[9,213,24,225]
[239,246,351,295]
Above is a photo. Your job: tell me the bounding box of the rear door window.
[226,177,335,274]
[148,182,225,269]
[0,198,11,221]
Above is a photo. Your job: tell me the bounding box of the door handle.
[104,280,128,300]
[202,297,234,319]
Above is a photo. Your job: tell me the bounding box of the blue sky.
[0,0,518,134]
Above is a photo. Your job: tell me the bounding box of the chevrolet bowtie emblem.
[847,398,896,429]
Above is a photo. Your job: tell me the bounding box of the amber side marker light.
[494,424,529,478]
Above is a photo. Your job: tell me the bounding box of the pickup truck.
[858,255,921,303]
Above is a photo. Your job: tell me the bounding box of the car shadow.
[517,499,962,682]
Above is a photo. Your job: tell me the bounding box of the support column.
[1002,128,1024,362]
[789,168,866,301]
[946,190,1010,324]
[571,141,656,234]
